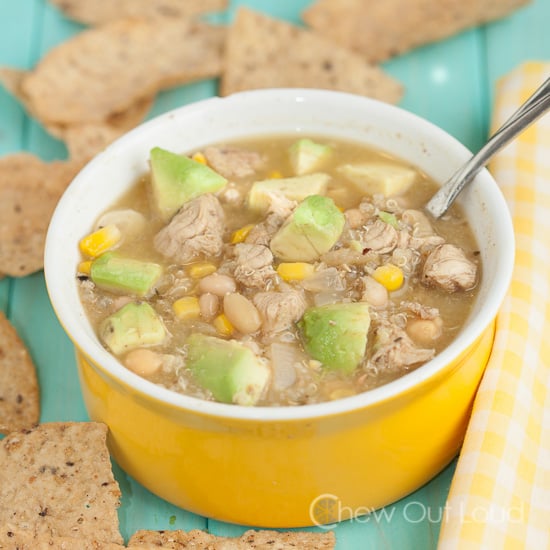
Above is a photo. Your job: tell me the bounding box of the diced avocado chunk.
[270,195,345,262]
[298,302,371,373]
[186,334,270,406]
[99,302,166,355]
[289,138,332,175]
[338,162,416,197]
[91,252,162,297]
[247,173,330,212]
[150,146,227,221]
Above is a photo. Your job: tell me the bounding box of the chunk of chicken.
[245,213,285,246]
[402,209,444,252]
[154,194,224,264]
[204,145,265,179]
[370,321,435,370]
[233,243,276,289]
[422,244,477,292]
[253,290,307,333]
[401,301,440,320]
[361,219,398,254]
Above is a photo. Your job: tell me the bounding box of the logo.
[309,494,340,528]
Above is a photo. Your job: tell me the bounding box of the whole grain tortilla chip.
[0,311,39,435]
[0,528,126,549]
[21,17,225,125]
[49,0,228,26]
[0,422,123,545]
[220,8,403,103]
[0,67,152,161]
[0,154,83,277]
[303,0,531,62]
[128,528,336,549]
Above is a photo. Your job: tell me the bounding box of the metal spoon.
[425,76,550,218]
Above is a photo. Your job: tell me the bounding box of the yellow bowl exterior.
[75,320,495,528]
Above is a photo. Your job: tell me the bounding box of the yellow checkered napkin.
[438,62,550,549]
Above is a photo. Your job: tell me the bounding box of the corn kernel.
[192,151,207,165]
[77,260,92,275]
[231,224,255,244]
[189,262,217,279]
[213,313,234,336]
[373,264,404,291]
[269,170,283,179]
[277,262,315,281]
[79,224,121,258]
[172,296,200,320]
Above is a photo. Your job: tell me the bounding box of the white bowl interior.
[44,89,514,420]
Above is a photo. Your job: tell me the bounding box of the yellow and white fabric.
[439,62,550,549]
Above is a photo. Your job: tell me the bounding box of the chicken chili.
[77,135,480,406]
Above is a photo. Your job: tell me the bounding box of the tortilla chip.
[0,154,83,277]
[128,528,336,549]
[21,17,225,126]
[0,528,125,549]
[0,69,153,161]
[0,422,123,545]
[49,0,228,26]
[303,0,531,62]
[0,311,40,435]
[220,8,403,103]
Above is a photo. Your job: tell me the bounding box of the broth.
[77,135,480,406]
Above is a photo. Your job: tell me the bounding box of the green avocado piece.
[269,195,345,261]
[150,146,227,221]
[289,138,332,175]
[298,302,371,373]
[337,162,416,197]
[91,252,162,297]
[99,302,166,355]
[247,173,330,212]
[186,333,270,406]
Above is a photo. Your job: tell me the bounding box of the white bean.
[198,273,236,296]
[124,348,163,377]
[199,292,219,320]
[361,276,388,308]
[406,318,443,344]
[223,293,261,334]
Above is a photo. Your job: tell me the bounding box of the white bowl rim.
[44,88,515,422]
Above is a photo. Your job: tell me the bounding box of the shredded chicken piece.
[265,192,297,218]
[154,194,224,264]
[422,244,477,292]
[371,321,435,370]
[204,145,265,178]
[320,247,372,267]
[361,219,398,254]
[401,301,440,320]
[253,290,307,333]
[233,243,276,289]
[245,213,285,246]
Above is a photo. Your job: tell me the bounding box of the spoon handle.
[425,76,550,218]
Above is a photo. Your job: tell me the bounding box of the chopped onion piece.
[270,343,300,389]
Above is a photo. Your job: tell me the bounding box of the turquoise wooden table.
[1,1,549,548]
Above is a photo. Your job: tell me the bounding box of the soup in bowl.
[45,89,514,527]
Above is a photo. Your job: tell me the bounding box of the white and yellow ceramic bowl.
[44,89,514,528]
